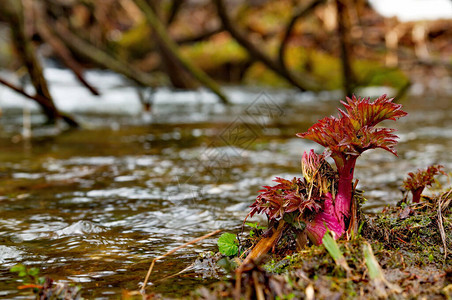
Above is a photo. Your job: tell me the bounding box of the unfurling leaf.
[217,233,238,256]
[297,94,407,166]
[301,149,335,195]
[339,94,407,129]
[403,165,445,203]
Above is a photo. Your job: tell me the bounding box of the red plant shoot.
[297,95,407,237]
[403,165,445,203]
[249,95,407,246]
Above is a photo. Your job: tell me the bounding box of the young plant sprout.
[248,95,407,246]
[403,165,445,203]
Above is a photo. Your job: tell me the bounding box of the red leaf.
[297,95,407,159]
[249,176,324,221]
[340,94,407,129]
[403,165,445,202]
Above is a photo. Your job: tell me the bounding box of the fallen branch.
[0,77,79,127]
[336,0,356,96]
[132,0,229,104]
[34,3,100,96]
[235,220,286,297]
[53,21,158,88]
[1,0,77,126]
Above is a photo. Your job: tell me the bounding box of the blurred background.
[0,0,451,125]
[0,0,451,298]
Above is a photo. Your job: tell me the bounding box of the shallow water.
[0,70,451,298]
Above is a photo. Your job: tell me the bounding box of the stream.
[0,69,451,298]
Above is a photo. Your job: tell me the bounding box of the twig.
[175,27,223,45]
[437,190,451,260]
[155,264,194,282]
[252,271,265,300]
[166,0,184,25]
[140,229,222,294]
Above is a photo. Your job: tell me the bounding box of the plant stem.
[334,157,357,228]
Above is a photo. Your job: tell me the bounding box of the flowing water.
[0,69,451,298]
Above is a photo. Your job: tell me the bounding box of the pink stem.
[305,193,344,245]
[334,157,357,228]
[411,188,423,203]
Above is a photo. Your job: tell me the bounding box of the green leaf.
[37,277,46,285]
[28,267,40,277]
[217,233,238,256]
[322,231,343,263]
[245,222,258,229]
[322,230,350,272]
[246,222,266,230]
[10,264,26,274]
[10,264,28,277]
[217,257,238,272]
[363,242,383,280]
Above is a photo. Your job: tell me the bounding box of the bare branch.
[53,21,158,88]
[132,0,229,104]
[336,0,355,96]
[35,3,100,96]
[167,0,184,25]
[0,76,79,127]
[213,0,319,91]
[278,0,326,72]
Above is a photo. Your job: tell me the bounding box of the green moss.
[115,21,153,60]
[243,45,409,89]
[180,38,248,71]
[244,63,290,87]
[196,190,451,299]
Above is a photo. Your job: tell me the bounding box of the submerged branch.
[0,77,79,127]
